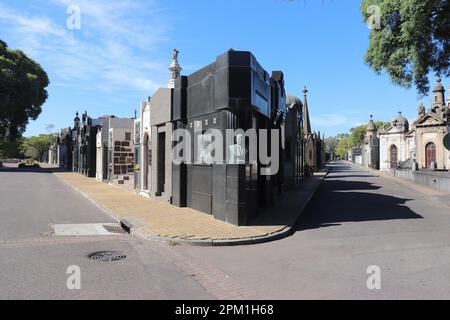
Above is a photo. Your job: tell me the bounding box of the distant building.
[70,111,99,177]
[47,127,72,168]
[284,94,304,187]
[362,116,380,169]
[351,147,363,165]
[412,77,450,170]
[94,116,134,187]
[302,86,325,174]
[377,77,449,171]
[378,112,412,171]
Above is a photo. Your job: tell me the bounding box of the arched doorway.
[425,142,436,169]
[143,133,149,190]
[390,145,398,168]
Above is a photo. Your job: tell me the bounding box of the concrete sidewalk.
[54,171,327,246]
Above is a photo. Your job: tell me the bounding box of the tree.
[0,138,23,159]
[324,137,339,156]
[333,121,390,159]
[20,134,55,161]
[336,134,352,159]
[45,124,56,134]
[348,121,391,148]
[374,121,390,130]
[350,125,368,147]
[0,39,49,142]
[361,0,450,95]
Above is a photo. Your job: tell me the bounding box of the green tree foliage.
[334,121,390,159]
[336,134,351,159]
[361,0,450,95]
[350,125,368,147]
[0,138,22,159]
[324,137,339,156]
[0,39,49,142]
[20,134,54,161]
[349,121,391,147]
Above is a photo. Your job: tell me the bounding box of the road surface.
[1,161,450,299]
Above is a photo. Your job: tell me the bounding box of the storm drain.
[51,223,126,236]
[89,251,127,262]
[102,224,127,234]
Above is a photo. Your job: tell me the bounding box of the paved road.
[2,162,450,299]
[0,168,212,299]
[174,161,450,299]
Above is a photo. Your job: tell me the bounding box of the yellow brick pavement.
[54,172,302,241]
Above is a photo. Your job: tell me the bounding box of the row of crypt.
[355,76,450,172]
[48,49,325,226]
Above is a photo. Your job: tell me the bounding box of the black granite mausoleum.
[172,50,289,226]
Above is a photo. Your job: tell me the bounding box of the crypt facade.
[137,49,310,226]
[302,86,325,174]
[375,77,450,171]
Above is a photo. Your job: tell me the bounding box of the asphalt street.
[0,168,212,299]
[1,162,450,299]
[175,161,450,299]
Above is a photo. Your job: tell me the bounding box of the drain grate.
[103,224,127,234]
[89,251,127,262]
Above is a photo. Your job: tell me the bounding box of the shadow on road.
[329,164,367,173]
[295,177,423,231]
[0,167,70,174]
[323,179,381,191]
[328,174,379,179]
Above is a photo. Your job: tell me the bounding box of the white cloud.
[50,0,169,49]
[0,1,170,94]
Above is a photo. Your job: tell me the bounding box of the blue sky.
[0,0,447,137]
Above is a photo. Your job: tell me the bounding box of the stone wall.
[392,169,450,193]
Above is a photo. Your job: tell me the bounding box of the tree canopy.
[324,137,339,155]
[334,121,390,158]
[20,134,55,161]
[0,39,49,142]
[361,0,450,95]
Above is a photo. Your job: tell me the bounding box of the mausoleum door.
[390,145,398,169]
[425,142,436,169]
[157,132,166,195]
[143,134,149,190]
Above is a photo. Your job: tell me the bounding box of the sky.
[0,0,448,138]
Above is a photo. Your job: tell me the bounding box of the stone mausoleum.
[137,49,309,226]
[377,77,450,171]
[94,115,135,188]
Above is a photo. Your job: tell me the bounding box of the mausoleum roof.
[433,75,444,92]
[393,112,409,126]
[366,115,377,132]
[286,94,303,109]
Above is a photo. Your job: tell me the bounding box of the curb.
[53,170,329,247]
[132,170,329,247]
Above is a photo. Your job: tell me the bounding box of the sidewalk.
[54,171,327,246]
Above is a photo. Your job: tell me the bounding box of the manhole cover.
[89,251,127,262]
